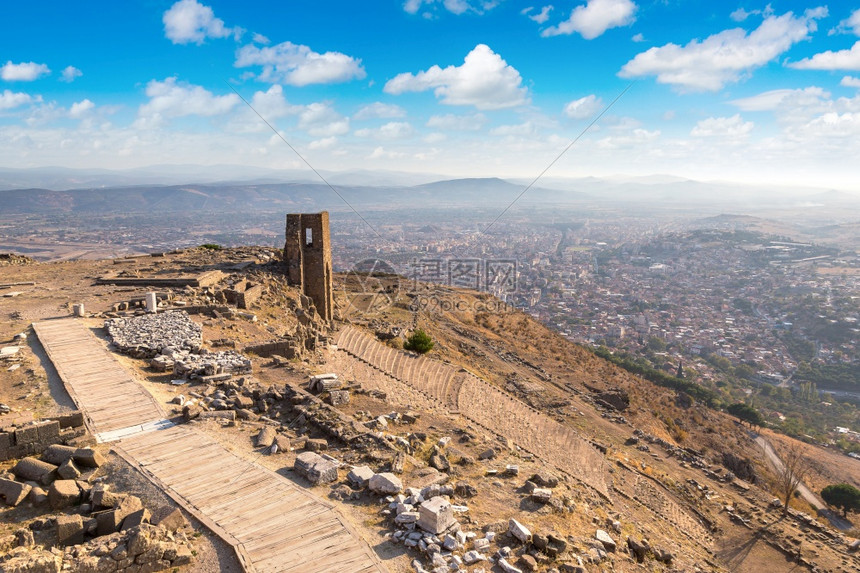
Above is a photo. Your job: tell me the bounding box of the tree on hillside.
[404,329,434,354]
[775,442,811,516]
[821,483,860,518]
[727,402,764,429]
[646,336,667,352]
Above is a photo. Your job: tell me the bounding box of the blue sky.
[3,1,860,189]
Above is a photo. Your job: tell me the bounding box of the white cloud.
[542,0,637,40]
[443,0,469,14]
[795,112,860,138]
[354,102,407,120]
[730,8,752,22]
[60,66,82,83]
[426,113,487,130]
[163,0,238,44]
[404,0,500,16]
[137,78,239,125]
[846,9,860,35]
[298,103,349,137]
[830,8,860,36]
[620,8,827,91]
[24,102,64,126]
[368,146,407,159]
[1,61,50,81]
[731,5,774,23]
[0,90,34,110]
[404,0,426,13]
[789,41,860,71]
[564,94,603,119]
[632,32,644,42]
[355,121,414,139]
[490,121,538,136]
[384,44,529,110]
[227,85,301,134]
[602,115,641,131]
[249,85,300,119]
[841,75,860,88]
[596,127,659,149]
[731,87,830,111]
[308,137,337,150]
[522,6,554,24]
[235,42,366,86]
[68,99,95,119]
[691,114,754,137]
[252,33,270,45]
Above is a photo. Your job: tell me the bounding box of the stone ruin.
[106,311,203,357]
[0,413,87,462]
[1,437,197,573]
[105,311,251,379]
[242,292,331,361]
[284,212,333,324]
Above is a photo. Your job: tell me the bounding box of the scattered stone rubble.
[2,444,105,508]
[168,371,675,571]
[372,473,678,573]
[106,311,251,379]
[279,432,677,573]
[1,412,87,462]
[106,312,202,358]
[166,350,252,379]
[0,253,35,266]
[244,294,331,360]
[1,433,196,573]
[627,428,711,469]
[175,375,395,459]
[0,521,194,573]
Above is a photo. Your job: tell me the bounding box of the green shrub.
[404,329,434,354]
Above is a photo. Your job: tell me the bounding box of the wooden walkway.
[34,318,386,573]
[116,426,385,573]
[32,319,166,436]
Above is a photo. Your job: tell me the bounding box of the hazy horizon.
[2,164,860,199]
[4,2,860,191]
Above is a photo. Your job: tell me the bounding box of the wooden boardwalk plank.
[119,427,385,572]
[35,319,386,573]
[33,319,165,435]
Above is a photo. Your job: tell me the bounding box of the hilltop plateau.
[0,247,858,573]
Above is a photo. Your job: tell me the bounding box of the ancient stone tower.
[284,212,333,323]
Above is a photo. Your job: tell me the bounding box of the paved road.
[754,434,853,531]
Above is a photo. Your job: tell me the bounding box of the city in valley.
[1,172,858,573]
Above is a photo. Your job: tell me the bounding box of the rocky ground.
[0,247,858,573]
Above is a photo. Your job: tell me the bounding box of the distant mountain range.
[0,177,586,215]
[0,165,438,191]
[0,165,858,215]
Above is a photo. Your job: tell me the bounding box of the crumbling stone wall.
[0,523,194,573]
[223,280,264,309]
[244,340,298,359]
[0,413,86,462]
[284,212,333,323]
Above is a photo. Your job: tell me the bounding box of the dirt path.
[754,434,853,531]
